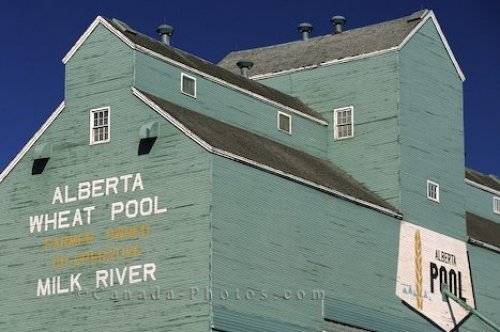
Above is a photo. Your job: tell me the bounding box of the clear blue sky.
[0,0,498,176]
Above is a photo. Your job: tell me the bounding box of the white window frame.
[277,111,292,134]
[494,196,500,215]
[333,106,354,140]
[89,107,110,145]
[181,73,197,98]
[427,180,440,203]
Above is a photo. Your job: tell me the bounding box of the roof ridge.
[101,17,326,123]
[217,9,430,77]
[466,167,500,180]
[221,9,429,57]
[109,17,217,67]
[465,168,500,192]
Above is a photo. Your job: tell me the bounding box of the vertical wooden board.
[260,53,401,207]
[133,52,327,159]
[210,156,435,331]
[0,92,212,331]
[399,19,466,239]
[466,184,500,223]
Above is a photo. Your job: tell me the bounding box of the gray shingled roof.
[218,10,427,76]
[466,212,500,249]
[105,19,324,122]
[138,90,396,213]
[466,168,500,192]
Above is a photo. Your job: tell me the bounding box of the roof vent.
[331,15,346,34]
[236,60,254,78]
[297,23,313,41]
[156,24,174,45]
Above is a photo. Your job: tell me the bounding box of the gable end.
[399,10,465,81]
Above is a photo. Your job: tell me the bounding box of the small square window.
[181,73,196,98]
[427,180,440,203]
[277,112,291,134]
[90,107,110,145]
[333,106,354,140]
[494,197,500,215]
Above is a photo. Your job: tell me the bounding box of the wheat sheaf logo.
[415,230,423,310]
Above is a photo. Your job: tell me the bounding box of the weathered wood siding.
[466,183,500,223]
[3,17,498,332]
[460,245,500,331]
[0,26,212,332]
[210,156,439,331]
[65,25,134,105]
[259,53,401,208]
[134,51,327,158]
[399,20,465,239]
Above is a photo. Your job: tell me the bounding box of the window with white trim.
[427,180,440,203]
[181,73,196,98]
[494,197,500,214]
[90,107,110,144]
[277,111,291,134]
[333,106,354,140]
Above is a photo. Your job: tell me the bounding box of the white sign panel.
[396,222,474,331]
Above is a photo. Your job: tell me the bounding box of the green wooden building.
[1,9,498,332]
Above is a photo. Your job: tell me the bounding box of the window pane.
[334,107,353,140]
[337,112,343,124]
[103,111,108,125]
[91,108,110,144]
[279,113,290,133]
[427,182,438,201]
[345,110,352,124]
[183,76,196,96]
[340,126,346,138]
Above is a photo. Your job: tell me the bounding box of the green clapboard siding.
[466,184,500,224]
[210,155,438,331]
[65,24,134,104]
[212,305,308,332]
[323,297,435,332]
[2,15,499,332]
[399,20,465,239]
[0,29,213,331]
[459,245,500,332]
[134,51,327,159]
[259,52,400,208]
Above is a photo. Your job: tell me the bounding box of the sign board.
[28,172,167,297]
[396,221,475,331]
